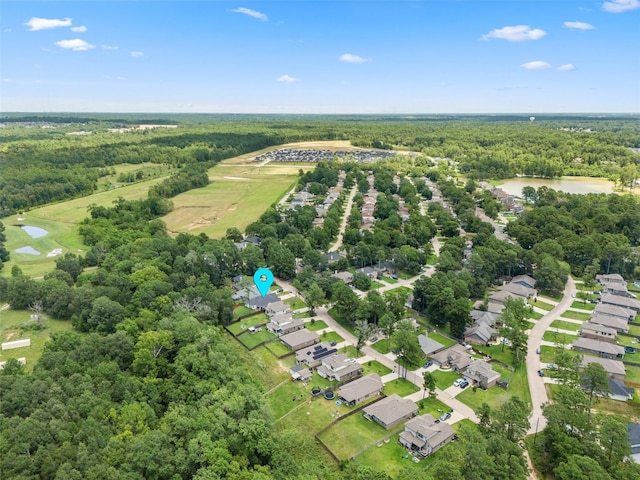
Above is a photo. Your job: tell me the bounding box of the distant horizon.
[2,1,639,113]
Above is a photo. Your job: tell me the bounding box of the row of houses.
[431,344,501,389]
[252,149,399,164]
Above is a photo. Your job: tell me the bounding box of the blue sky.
[1,1,639,113]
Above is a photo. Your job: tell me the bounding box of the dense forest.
[1,114,639,216]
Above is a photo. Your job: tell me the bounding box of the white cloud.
[231,7,268,21]
[71,25,87,32]
[102,45,119,50]
[563,21,595,30]
[276,74,298,83]
[603,0,640,12]
[481,25,547,42]
[558,64,575,71]
[55,39,95,51]
[26,17,72,31]
[521,61,551,70]
[130,51,144,57]
[339,53,367,63]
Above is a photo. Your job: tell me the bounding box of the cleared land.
[161,164,308,238]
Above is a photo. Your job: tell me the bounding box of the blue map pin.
[253,267,274,297]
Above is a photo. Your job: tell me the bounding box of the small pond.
[19,225,49,239]
[499,177,614,197]
[15,246,41,255]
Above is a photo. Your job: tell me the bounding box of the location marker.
[254,267,274,297]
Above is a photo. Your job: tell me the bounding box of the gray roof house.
[489,290,524,305]
[418,333,445,356]
[511,274,536,289]
[267,314,305,336]
[399,414,456,457]
[627,423,640,457]
[464,323,498,346]
[289,365,313,382]
[265,301,290,316]
[338,374,383,406]
[594,304,636,321]
[363,394,418,429]
[589,313,630,334]
[464,359,501,389]
[572,338,625,359]
[580,357,626,381]
[432,344,473,372]
[499,282,535,299]
[601,293,640,312]
[296,342,338,368]
[332,271,354,284]
[280,329,320,351]
[470,310,500,327]
[607,378,634,402]
[316,354,363,382]
[596,274,626,285]
[579,322,617,343]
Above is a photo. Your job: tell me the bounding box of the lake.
[499,177,615,197]
[20,225,49,239]
[15,246,41,255]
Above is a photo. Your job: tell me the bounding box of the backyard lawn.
[355,434,438,477]
[227,314,269,336]
[384,378,420,397]
[232,305,253,318]
[457,367,531,413]
[264,340,291,357]
[474,344,514,366]
[248,346,290,389]
[427,332,456,349]
[629,324,640,337]
[238,328,276,349]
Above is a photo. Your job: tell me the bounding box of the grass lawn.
[384,378,420,397]
[227,314,268,335]
[341,345,359,358]
[327,307,356,335]
[417,396,451,417]
[543,330,576,344]
[248,346,290,390]
[306,319,329,331]
[625,365,640,384]
[320,331,345,344]
[426,254,438,265]
[293,311,312,319]
[0,309,75,371]
[629,282,640,293]
[385,286,414,296]
[319,412,399,460]
[371,339,391,354]
[427,332,456,349]
[396,271,415,280]
[380,275,398,284]
[629,324,640,337]
[355,434,439,477]
[161,163,298,238]
[539,345,562,364]
[264,341,292,357]
[539,290,563,301]
[560,310,590,321]
[284,297,306,310]
[232,305,253,318]
[531,299,555,311]
[457,366,531,413]
[238,328,276,349]
[527,310,544,320]
[367,281,385,291]
[474,344,514,367]
[570,301,596,311]
[431,370,462,390]
[550,319,582,332]
[361,360,392,377]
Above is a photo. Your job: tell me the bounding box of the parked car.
[453,378,464,387]
[423,360,432,369]
[459,380,469,388]
[370,336,378,343]
[538,369,544,377]
[390,274,398,280]
[536,348,541,354]
[439,412,452,421]
[625,346,636,354]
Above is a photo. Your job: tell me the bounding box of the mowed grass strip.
[560,310,590,321]
[550,319,582,332]
[571,301,596,310]
[161,164,298,238]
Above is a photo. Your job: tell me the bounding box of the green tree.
[354,320,375,355]
[393,320,421,379]
[582,361,610,410]
[422,371,436,399]
[304,283,326,316]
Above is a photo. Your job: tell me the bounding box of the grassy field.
[161,164,300,238]
[238,328,276,349]
[284,297,306,310]
[543,330,576,344]
[355,435,439,477]
[629,324,640,337]
[531,299,555,311]
[428,332,456,349]
[306,319,329,331]
[361,360,392,377]
[232,305,254,318]
[264,340,291,357]
[431,370,462,390]
[226,314,269,335]
[320,331,345,345]
[570,301,596,310]
[384,378,420,397]
[372,339,391,354]
[0,308,74,371]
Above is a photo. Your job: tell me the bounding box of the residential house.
[464,359,501,389]
[464,323,498,346]
[601,293,640,312]
[607,378,634,402]
[317,354,363,382]
[246,291,280,310]
[265,301,290,316]
[627,424,640,459]
[280,329,320,351]
[289,365,312,382]
[338,374,383,406]
[589,313,630,334]
[295,342,338,368]
[580,357,626,381]
[596,274,626,285]
[267,313,304,336]
[417,333,445,356]
[489,289,525,305]
[579,322,617,343]
[572,338,625,359]
[363,394,418,429]
[499,282,535,299]
[355,266,377,278]
[332,271,354,285]
[323,252,343,263]
[431,344,473,372]
[470,310,500,327]
[594,304,636,322]
[485,302,505,314]
[399,414,456,457]
[511,274,536,289]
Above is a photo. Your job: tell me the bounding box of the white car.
[453,378,464,387]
